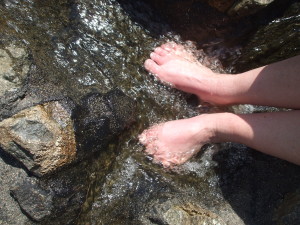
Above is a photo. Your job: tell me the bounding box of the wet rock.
[74,89,136,155]
[10,179,53,222]
[79,149,244,225]
[0,44,29,97]
[144,200,226,225]
[0,150,33,225]
[273,190,300,225]
[214,143,300,225]
[235,2,300,72]
[228,0,275,17]
[0,101,76,177]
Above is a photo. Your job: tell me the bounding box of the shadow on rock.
[213,143,300,225]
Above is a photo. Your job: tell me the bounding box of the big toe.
[144,59,161,75]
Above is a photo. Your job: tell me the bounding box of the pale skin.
[139,42,300,167]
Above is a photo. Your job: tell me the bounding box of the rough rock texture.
[143,201,227,225]
[0,101,76,177]
[0,87,135,223]
[228,0,275,17]
[0,154,32,225]
[11,179,53,222]
[0,45,29,97]
[0,148,93,224]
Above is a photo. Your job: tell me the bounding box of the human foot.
[138,115,216,167]
[144,42,227,104]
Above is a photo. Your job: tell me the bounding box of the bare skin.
[139,114,215,167]
[140,42,300,167]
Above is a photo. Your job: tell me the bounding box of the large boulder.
[0,101,76,177]
[0,88,136,177]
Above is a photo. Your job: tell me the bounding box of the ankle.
[213,112,248,144]
[191,114,219,144]
[204,74,240,105]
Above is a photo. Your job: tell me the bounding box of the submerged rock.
[74,89,136,156]
[144,201,226,225]
[235,2,300,72]
[0,101,76,177]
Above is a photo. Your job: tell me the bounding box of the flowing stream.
[1,0,300,224]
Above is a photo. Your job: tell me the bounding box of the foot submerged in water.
[144,42,220,104]
[138,115,215,168]
[139,42,221,167]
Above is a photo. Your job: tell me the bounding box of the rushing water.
[1,0,300,224]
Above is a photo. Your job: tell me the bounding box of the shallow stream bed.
[0,0,300,224]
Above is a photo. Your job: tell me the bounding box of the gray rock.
[0,45,29,97]
[145,200,227,225]
[0,101,77,177]
[10,179,53,222]
[0,153,33,225]
[228,0,275,17]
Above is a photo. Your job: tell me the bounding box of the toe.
[150,52,165,65]
[161,44,174,52]
[161,42,177,51]
[145,142,157,155]
[154,47,169,56]
[138,132,148,145]
[144,59,161,75]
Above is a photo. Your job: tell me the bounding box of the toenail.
[138,133,147,144]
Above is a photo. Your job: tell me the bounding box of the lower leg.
[215,110,300,165]
[139,110,300,167]
[145,43,300,109]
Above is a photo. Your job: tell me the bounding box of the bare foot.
[138,115,216,167]
[144,42,222,104]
